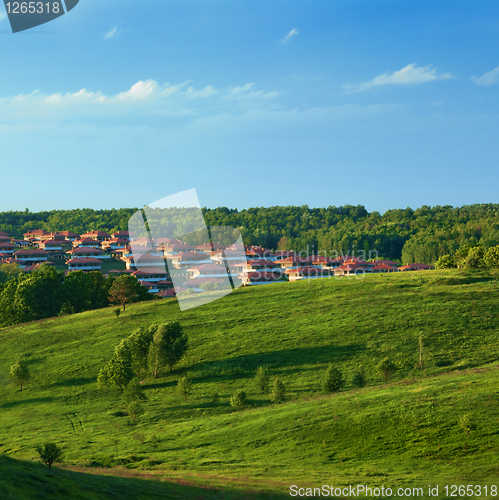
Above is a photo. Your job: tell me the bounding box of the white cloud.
[344,63,452,93]
[0,12,7,22]
[472,65,499,86]
[281,28,299,44]
[104,25,118,40]
[117,80,158,100]
[0,80,280,123]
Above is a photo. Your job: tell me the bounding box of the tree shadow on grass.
[49,376,96,388]
[1,396,57,409]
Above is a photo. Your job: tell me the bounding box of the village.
[0,228,435,298]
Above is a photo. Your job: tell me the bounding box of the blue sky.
[0,0,498,213]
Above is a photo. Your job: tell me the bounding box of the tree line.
[0,266,152,327]
[2,203,499,263]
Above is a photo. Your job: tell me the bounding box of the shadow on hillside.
[0,455,289,499]
[187,343,364,381]
[1,396,57,409]
[48,376,95,388]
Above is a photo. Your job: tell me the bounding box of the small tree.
[484,245,499,269]
[113,308,121,318]
[108,275,138,311]
[10,359,30,391]
[98,339,135,391]
[254,366,270,394]
[230,390,247,409]
[322,365,344,393]
[271,376,286,404]
[127,401,143,424]
[377,357,397,383]
[176,376,193,400]
[36,442,63,470]
[128,326,154,378]
[148,321,188,377]
[122,378,147,405]
[351,365,366,388]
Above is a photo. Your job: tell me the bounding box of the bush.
[230,390,247,409]
[271,376,286,404]
[36,442,63,470]
[176,376,193,400]
[114,308,121,318]
[351,366,366,388]
[127,401,143,424]
[458,414,473,437]
[377,357,397,383]
[122,379,147,405]
[322,365,344,393]
[254,366,270,394]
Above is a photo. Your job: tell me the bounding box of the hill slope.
[1,269,499,497]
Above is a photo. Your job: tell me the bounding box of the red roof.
[81,230,110,237]
[192,264,226,272]
[0,243,15,249]
[399,263,434,270]
[132,269,168,276]
[58,231,80,237]
[0,231,10,237]
[246,259,278,267]
[67,257,103,264]
[14,249,49,256]
[371,263,395,271]
[246,272,281,279]
[39,240,62,246]
[67,247,106,255]
[75,238,102,245]
[286,266,323,274]
[370,259,399,266]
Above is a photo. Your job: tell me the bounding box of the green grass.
[1,269,499,498]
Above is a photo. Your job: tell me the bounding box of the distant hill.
[2,203,499,263]
[1,269,498,497]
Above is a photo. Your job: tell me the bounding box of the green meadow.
[1,269,499,498]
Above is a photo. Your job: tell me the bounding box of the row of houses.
[0,230,435,297]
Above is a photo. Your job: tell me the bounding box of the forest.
[1,203,499,263]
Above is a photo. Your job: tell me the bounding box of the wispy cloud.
[0,80,281,123]
[472,65,499,86]
[281,28,299,44]
[344,63,452,93]
[0,12,7,22]
[104,25,118,40]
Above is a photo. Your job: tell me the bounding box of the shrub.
[114,308,121,318]
[322,365,344,393]
[271,376,286,404]
[230,390,247,409]
[351,366,366,388]
[127,401,143,424]
[211,392,220,404]
[122,379,147,405]
[377,357,397,383]
[254,366,270,394]
[458,414,473,437]
[36,442,63,470]
[176,376,193,400]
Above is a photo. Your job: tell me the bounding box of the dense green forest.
[1,204,499,263]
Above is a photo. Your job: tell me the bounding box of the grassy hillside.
[1,269,499,498]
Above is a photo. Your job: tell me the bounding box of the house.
[72,238,102,249]
[101,238,129,251]
[80,230,110,242]
[245,246,274,260]
[66,257,103,271]
[370,259,399,268]
[276,255,319,269]
[23,230,49,241]
[331,263,370,276]
[370,263,397,273]
[242,271,283,285]
[0,231,10,237]
[187,263,228,279]
[125,253,166,270]
[211,248,247,266]
[66,247,111,259]
[273,250,297,260]
[398,263,435,271]
[38,239,64,252]
[312,256,342,268]
[0,242,15,254]
[58,231,80,241]
[239,259,281,274]
[111,231,130,240]
[13,249,49,263]
[163,242,196,256]
[13,239,31,248]
[168,251,212,269]
[286,266,330,281]
[131,268,170,282]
